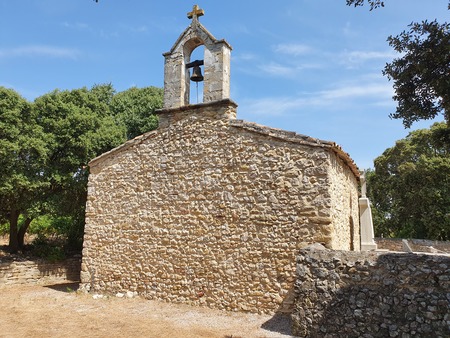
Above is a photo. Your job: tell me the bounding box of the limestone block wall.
[81,101,359,314]
[292,246,450,337]
[203,42,231,103]
[0,257,81,285]
[163,21,232,109]
[329,153,360,250]
[163,51,185,109]
[376,238,450,253]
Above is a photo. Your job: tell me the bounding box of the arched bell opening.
[183,38,205,105]
[187,45,205,104]
[162,11,232,110]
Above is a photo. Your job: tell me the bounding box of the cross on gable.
[187,5,204,21]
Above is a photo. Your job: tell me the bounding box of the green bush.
[1,214,83,256]
[31,236,66,262]
[0,222,8,236]
[29,215,73,238]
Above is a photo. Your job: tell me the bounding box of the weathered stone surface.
[292,248,450,337]
[376,238,450,254]
[81,101,360,314]
[162,18,232,109]
[0,257,81,285]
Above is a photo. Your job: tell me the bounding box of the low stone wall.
[0,257,81,285]
[292,246,450,337]
[376,238,450,253]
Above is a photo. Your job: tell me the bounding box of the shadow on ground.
[44,282,80,293]
[261,312,292,335]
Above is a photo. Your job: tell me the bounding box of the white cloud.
[257,61,323,78]
[241,96,308,116]
[232,52,258,62]
[119,23,149,34]
[340,49,399,69]
[131,25,149,33]
[0,45,81,60]
[260,62,297,77]
[99,29,120,39]
[62,21,149,39]
[319,83,393,100]
[62,22,90,30]
[342,21,359,38]
[274,43,313,56]
[240,79,394,117]
[344,50,398,62]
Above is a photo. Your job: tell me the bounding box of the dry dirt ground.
[0,282,294,338]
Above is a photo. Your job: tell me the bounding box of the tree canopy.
[367,122,450,240]
[31,85,127,251]
[0,84,163,253]
[384,20,450,128]
[110,86,163,140]
[0,88,47,251]
[347,1,450,128]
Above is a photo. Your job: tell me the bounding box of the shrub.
[30,236,66,262]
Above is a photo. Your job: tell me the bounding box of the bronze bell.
[190,65,204,82]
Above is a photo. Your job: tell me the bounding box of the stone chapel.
[80,5,362,314]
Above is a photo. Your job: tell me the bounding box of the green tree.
[0,87,47,253]
[33,85,127,250]
[384,20,450,128]
[1,84,163,253]
[347,1,450,128]
[110,86,162,140]
[367,122,450,240]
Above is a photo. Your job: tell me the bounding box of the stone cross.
[187,5,205,21]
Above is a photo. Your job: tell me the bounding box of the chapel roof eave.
[229,119,361,180]
[89,115,360,181]
[88,130,158,167]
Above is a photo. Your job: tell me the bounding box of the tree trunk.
[8,210,20,254]
[17,217,32,250]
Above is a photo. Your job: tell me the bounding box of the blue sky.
[1,1,448,169]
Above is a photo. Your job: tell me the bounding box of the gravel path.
[0,283,294,338]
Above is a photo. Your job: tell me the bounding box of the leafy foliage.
[31,236,66,262]
[31,85,127,252]
[347,1,450,127]
[0,87,48,252]
[0,84,163,253]
[346,0,384,10]
[0,222,8,236]
[346,0,450,11]
[367,122,450,240]
[27,215,73,238]
[383,20,450,128]
[110,86,162,140]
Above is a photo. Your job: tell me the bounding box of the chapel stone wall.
[81,102,360,314]
[328,153,360,250]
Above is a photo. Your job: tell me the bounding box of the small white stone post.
[359,174,378,251]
